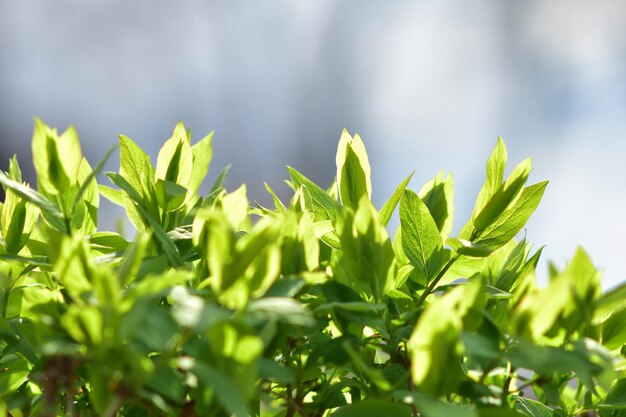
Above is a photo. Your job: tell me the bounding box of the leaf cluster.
[0,122,625,417]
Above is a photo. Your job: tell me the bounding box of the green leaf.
[508,339,612,393]
[602,308,626,350]
[219,184,249,230]
[265,182,287,213]
[188,131,214,197]
[514,247,600,340]
[53,235,95,301]
[379,172,414,226]
[335,198,395,301]
[336,130,372,207]
[331,400,412,417]
[155,179,187,212]
[155,122,193,188]
[478,409,528,417]
[258,358,295,384]
[193,361,250,417]
[89,232,129,254]
[473,158,531,234]
[515,397,561,417]
[248,297,315,327]
[135,204,183,266]
[596,379,626,409]
[72,157,102,233]
[446,237,493,258]
[0,354,31,396]
[400,189,445,282]
[119,134,154,197]
[419,171,454,240]
[394,391,477,417]
[287,166,340,248]
[0,169,65,232]
[409,297,463,395]
[207,164,231,197]
[31,119,82,195]
[71,144,116,216]
[117,232,150,284]
[472,138,507,221]
[287,166,339,222]
[1,158,38,254]
[473,181,548,250]
[280,209,319,274]
[596,282,626,322]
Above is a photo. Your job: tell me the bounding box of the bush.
[0,120,625,417]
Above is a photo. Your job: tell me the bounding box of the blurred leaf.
[515,397,562,417]
[394,390,477,417]
[331,400,412,417]
[596,379,626,410]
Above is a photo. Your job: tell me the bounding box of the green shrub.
[0,120,625,417]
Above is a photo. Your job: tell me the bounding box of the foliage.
[0,121,625,417]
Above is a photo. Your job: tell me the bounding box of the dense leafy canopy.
[0,121,624,417]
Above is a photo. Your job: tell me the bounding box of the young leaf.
[265,182,287,213]
[71,144,116,215]
[119,134,153,197]
[473,158,531,234]
[335,198,395,301]
[287,166,339,222]
[472,138,507,220]
[135,203,183,266]
[399,189,446,282]
[473,181,548,250]
[336,130,372,207]
[419,172,454,240]
[379,172,413,227]
[188,131,214,197]
[0,170,65,232]
[155,122,193,188]
[31,119,82,195]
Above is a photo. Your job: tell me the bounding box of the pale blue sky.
[1,1,625,286]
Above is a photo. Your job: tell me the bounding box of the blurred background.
[1,1,625,286]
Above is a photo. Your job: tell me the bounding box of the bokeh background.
[1,1,625,286]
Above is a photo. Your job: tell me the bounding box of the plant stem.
[501,364,514,406]
[415,254,460,307]
[403,342,419,417]
[1,270,13,318]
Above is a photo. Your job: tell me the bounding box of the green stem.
[403,342,419,417]
[415,254,460,307]
[1,270,13,318]
[501,364,514,407]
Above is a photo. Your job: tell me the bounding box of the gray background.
[1,1,625,286]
